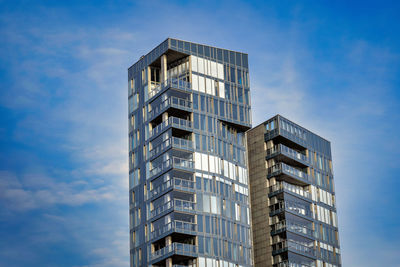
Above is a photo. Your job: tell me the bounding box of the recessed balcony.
[148,96,192,122]
[269,181,311,202]
[272,240,316,258]
[148,137,194,160]
[266,144,309,168]
[149,177,195,200]
[271,220,315,239]
[149,157,194,179]
[149,78,192,101]
[150,199,196,219]
[268,162,311,186]
[150,220,197,241]
[150,117,193,139]
[151,242,197,263]
[269,200,313,220]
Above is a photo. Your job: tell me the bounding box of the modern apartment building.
[128,38,252,267]
[246,115,341,267]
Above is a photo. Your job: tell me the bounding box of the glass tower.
[247,115,341,267]
[128,38,252,267]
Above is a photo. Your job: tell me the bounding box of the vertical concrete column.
[189,56,192,83]
[162,112,169,122]
[161,54,167,83]
[165,236,172,246]
[166,258,172,267]
[165,235,172,267]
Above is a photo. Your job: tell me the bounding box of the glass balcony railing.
[268,163,310,183]
[149,177,195,199]
[150,199,196,218]
[151,243,197,260]
[271,220,314,238]
[269,181,311,200]
[267,144,308,163]
[150,220,197,240]
[273,240,315,257]
[274,261,313,267]
[149,78,192,99]
[149,157,194,178]
[148,137,193,159]
[270,200,313,218]
[149,96,192,120]
[150,117,193,138]
[172,137,193,150]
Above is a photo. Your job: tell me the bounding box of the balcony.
[273,261,313,267]
[272,240,316,258]
[149,177,195,199]
[267,144,309,167]
[270,200,313,219]
[268,162,311,185]
[150,199,196,219]
[148,137,194,160]
[149,96,192,121]
[150,157,194,179]
[149,78,192,100]
[150,117,193,139]
[271,220,314,239]
[151,243,197,262]
[150,220,197,241]
[269,181,311,201]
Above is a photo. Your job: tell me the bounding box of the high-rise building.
[128,38,252,267]
[246,115,341,267]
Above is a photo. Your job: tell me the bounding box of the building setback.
[128,38,253,267]
[246,115,341,267]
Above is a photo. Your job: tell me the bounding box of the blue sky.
[0,1,399,266]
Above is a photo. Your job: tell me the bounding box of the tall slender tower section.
[247,115,341,267]
[128,38,253,267]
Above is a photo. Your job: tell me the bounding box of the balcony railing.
[149,157,194,178]
[269,181,311,200]
[274,261,313,267]
[270,200,313,218]
[150,220,197,240]
[271,220,314,238]
[151,243,197,261]
[267,144,308,163]
[268,162,310,183]
[150,117,193,138]
[149,177,195,199]
[273,240,315,257]
[149,96,192,120]
[149,78,192,99]
[150,199,196,218]
[148,137,193,159]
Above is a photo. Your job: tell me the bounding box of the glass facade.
[128,38,252,267]
[247,115,341,267]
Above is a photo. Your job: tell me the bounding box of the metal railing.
[274,261,313,267]
[149,177,195,199]
[151,242,197,260]
[268,162,310,182]
[271,220,314,238]
[149,78,192,99]
[148,137,193,159]
[150,117,193,138]
[273,240,315,257]
[267,144,308,162]
[149,96,192,120]
[269,181,311,199]
[150,199,196,218]
[149,157,194,178]
[270,200,313,218]
[150,220,197,240]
